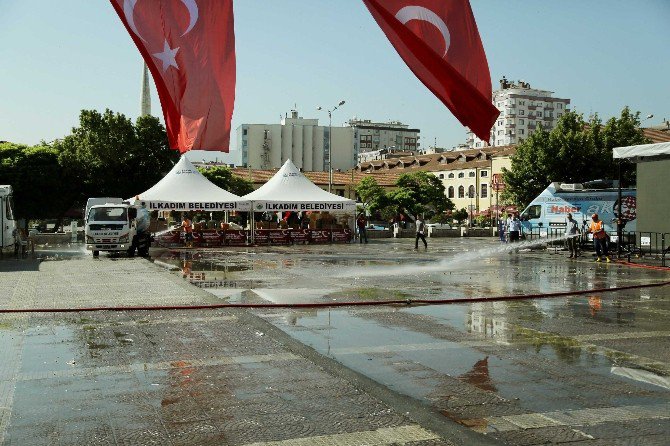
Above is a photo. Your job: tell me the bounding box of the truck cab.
[85,200,151,257]
[0,185,17,254]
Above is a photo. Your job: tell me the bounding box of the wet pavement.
[1,238,669,445]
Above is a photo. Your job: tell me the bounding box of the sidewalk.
[0,257,493,445]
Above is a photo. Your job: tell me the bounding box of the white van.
[520,181,637,236]
[0,185,17,253]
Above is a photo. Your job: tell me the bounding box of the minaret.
[140,62,151,116]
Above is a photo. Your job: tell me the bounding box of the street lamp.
[317,100,346,193]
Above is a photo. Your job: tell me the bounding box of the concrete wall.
[637,159,670,234]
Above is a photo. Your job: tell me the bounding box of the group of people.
[497,212,523,243]
[565,212,611,262]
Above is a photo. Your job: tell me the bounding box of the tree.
[502,108,650,207]
[355,177,391,216]
[0,142,75,222]
[55,109,179,205]
[198,166,254,196]
[389,171,454,219]
[453,208,468,225]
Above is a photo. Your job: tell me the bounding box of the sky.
[1,0,669,162]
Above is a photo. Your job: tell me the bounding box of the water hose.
[1,279,668,314]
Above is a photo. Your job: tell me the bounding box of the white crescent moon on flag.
[123,0,146,42]
[395,5,451,57]
[180,0,199,37]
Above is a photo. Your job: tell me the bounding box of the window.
[481,170,488,177]
[242,128,248,136]
[448,186,454,198]
[481,184,488,198]
[519,119,524,125]
[523,204,542,220]
[519,129,525,135]
[519,110,525,115]
[498,130,503,135]
[557,113,562,118]
[557,103,563,109]
[519,100,525,105]
[438,173,444,179]
[360,135,372,149]
[458,172,464,178]
[497,140,502,145]
[469,171,475,177]
[448,173,454,178]
[498,120,503,126]
[458,186,464,198]
[468,185,475,198]
[475,142,481,147]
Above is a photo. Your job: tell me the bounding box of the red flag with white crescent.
[109,0,235,153]
[363,0,499,142]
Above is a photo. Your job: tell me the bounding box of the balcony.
[527,105,537,110]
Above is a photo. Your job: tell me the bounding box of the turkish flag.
[363,0,498,142]
[109,0,235,153]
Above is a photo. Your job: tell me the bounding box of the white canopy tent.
[242,159,356,212]
[613,142,670,160]
[134,155,250,211]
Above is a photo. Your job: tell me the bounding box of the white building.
[236,110,355,172]
[348,118,420,162]
[467,77,570,148]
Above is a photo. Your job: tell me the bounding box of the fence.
[521,224,668,267]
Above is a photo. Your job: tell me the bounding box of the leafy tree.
[355,177,391,215]
[389,171,454,219]
[198,165,254,196]
[55,109,179,204]
[453,208,468,225]
[0,143,75,223]
[502,107,650,207]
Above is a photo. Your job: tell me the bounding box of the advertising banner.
[224,230,247,246]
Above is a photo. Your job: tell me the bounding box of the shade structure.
[613,142,670,159]
[134,155,250,211]
[242,159,356,212]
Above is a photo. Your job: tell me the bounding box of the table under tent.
[241,159,357,245]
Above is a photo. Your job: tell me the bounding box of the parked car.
[426,222,451,230]
[367,223,388,230]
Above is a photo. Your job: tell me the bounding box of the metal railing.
[520,225,668,266]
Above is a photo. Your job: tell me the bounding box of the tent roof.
[136,155,244,206]
[613,142,670,160]
[242,159,355,206]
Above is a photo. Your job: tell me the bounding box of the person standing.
[356,214,368,244]
[181,215,194,248]
[414,215,427,249]
[508,213,521,243]
[565,213,580,258]
[589,213,610,262]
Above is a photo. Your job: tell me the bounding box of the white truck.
[0,185,18,254]
[85,199,151,257]
[520,181,637,235]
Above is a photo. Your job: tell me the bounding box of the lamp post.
[317,100,346,193]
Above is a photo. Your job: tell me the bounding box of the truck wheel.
[138,246,149,257]
[127,246,136,257]
[93,251,99,257]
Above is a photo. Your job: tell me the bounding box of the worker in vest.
[589,213,610,262]
[182,215,194,248]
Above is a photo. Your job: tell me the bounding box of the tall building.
[347,118,420,161]
[236,110,355,172]
[467,77,570,148]
[140,62,151,117]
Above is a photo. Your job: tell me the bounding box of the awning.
[613,142,670,160]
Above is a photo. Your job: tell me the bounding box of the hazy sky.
[1,0,669,161]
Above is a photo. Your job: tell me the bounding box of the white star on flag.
[152,40,179,72]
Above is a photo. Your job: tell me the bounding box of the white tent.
[135,155,250,211]
[242,159,356,212]
[613,142,670,159]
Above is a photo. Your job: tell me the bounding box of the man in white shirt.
[414,215,427,249]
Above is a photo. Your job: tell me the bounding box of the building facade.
[348,118,420,163]
[236,110,355,172]
[467,77,570,148]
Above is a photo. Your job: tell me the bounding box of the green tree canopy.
[198,165,254,196]
[502,107,649,207]
[0,142,74,220]
[55,109,179,204]
[355,171,454,220]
